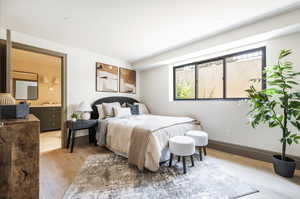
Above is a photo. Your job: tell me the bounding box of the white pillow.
[102,102,121,117]
[134,103,150,114]
[113,107,132,118]
[96,104,105,119]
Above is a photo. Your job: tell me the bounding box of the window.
[197,60,223,98]
[173,47,266,100]
[226,51,263,98]
[174,65,195,99]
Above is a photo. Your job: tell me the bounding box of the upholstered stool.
[186,130,208,161]
[169,136,195,174]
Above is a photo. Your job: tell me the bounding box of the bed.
[91,97,201,172]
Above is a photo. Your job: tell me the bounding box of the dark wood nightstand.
[66,119,98,153]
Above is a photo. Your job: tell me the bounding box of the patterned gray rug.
[63,153,258,199]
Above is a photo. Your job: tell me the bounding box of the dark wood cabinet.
[30,106,61,132]
[0,114,40,199]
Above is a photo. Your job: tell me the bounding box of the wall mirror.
[12,71,38,100]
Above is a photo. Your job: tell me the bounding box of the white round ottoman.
[186,130,208,161]
[169,136,195,174]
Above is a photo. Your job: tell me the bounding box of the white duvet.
[98,114,200,171]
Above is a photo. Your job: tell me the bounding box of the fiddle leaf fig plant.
[246,49,300,161]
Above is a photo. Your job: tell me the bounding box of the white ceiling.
[1,0,300,63]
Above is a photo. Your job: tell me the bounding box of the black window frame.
[173,46,266,101]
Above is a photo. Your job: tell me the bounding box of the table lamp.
[77,102,93,120]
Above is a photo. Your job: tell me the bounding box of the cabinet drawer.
[30,107,61,132]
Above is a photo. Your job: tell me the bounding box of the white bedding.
[97,114,200,171]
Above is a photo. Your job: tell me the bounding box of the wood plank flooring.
[40,145,300,199]
[40,131,61,153]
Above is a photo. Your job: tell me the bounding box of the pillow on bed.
[129,104,139,115]
[113,107,132,118]
[102,102,121,117]
[134,102,150,114]
[96,104,106,119]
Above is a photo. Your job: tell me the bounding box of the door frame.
[0,39,68,148]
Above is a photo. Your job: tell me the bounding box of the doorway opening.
[0,40,67,152]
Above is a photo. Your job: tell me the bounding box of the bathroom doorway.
[0,39,67,152]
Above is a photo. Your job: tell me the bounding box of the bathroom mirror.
[12,71,38,100]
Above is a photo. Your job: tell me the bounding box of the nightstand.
[66,119,98,153]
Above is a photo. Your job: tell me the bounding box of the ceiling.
[1,0,300,64]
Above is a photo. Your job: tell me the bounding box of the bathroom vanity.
[30,105,61,132]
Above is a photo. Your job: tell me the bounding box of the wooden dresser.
[0,114,40,199]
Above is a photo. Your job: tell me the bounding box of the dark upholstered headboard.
[90,96,139,119]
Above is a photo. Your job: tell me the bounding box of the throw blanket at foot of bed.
[128,115,195,171]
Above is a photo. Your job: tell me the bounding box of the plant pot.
[272,155,296,178]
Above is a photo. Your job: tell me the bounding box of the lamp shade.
[77,102,92,112]
[0,93,16,105]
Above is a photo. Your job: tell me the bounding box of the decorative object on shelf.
[78,102,93,120]
[71,113,78,122]
[119,67,136,94]
[96,62,118,92]
[0,93,16,104]
[246,49,300,178]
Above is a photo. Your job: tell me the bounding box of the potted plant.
[246,49,300,178]
[71,113,78,122]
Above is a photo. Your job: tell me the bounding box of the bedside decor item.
[96,62,118,92]
[71,113,78,121]
[0,93,16,104]
[246,49,300,178]
[78,102,93,120]
[119,68,136,94]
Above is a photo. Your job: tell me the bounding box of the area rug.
[63,153,258,199]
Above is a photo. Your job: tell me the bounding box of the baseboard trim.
[208,139,300,170]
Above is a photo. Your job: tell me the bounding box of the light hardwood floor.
[40,131,61,153]
[40,145,300,199]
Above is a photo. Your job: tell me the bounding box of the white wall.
[0,28,140,115]
[140,32,300,157]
